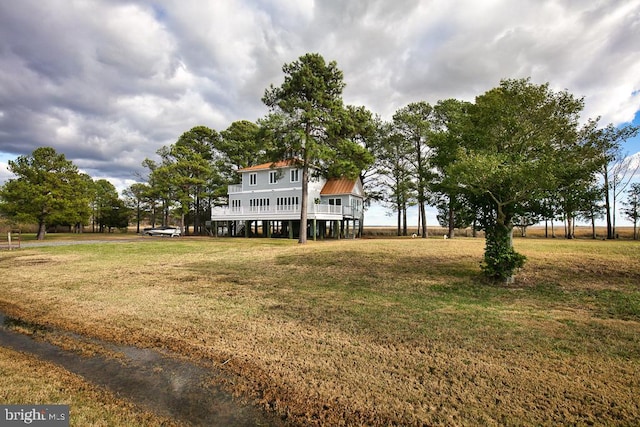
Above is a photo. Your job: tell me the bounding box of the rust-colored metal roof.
[321,178,357,195]
[238,159,300,172]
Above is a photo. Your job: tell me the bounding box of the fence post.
[7,229,20,250]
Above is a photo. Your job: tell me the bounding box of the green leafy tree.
[557,176,602,239]
[0,147,90,240]
[622,182,640,240]
[392,102,436,238]
[262,53,355,244]
[345,108,386,209]
[325,105,377,235]
[552,122,603,239]
[378,122,415,236]
[538,195,563,238]
[123,182,150,234]
[435,194,475,232]
[219,120,267,171]
[141,158,173,227]
[512,204,543,237]
[91,179,130,233]
[575,182,606,239]
[92,179,116,232]
[324,105,376,181]
[431,99,473,238]
[153,126,221,235]
[43,171,94,233]
[105,198,130,232]
[448,78,589,283]
[591,124,640,239]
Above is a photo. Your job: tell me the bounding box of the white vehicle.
[143,226,181,237]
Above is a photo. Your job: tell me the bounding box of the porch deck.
[211,204,361,221]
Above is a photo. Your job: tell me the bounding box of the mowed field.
[0,234,639,425]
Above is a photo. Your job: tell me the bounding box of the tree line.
[0,147,130,239]
[1,53,639,282]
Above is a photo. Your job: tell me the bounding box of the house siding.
[210,162,364,238]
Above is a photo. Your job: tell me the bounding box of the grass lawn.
[1,235,639,425]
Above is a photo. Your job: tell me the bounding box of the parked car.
[143,226,181,237]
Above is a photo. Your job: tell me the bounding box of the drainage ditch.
[0,312,285,426]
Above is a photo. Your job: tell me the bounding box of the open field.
[362,225,639,240]
[1,235,639,425]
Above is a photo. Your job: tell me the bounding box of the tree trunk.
[447,198,455,239]
[299,157,309,244]
[194,191,200,235]
[135,200,141,234]
[482,207,524,284]
[604,172,613,239]
[483,223,517,283]
[402,204,408,236]
[420,200,427,238]
[163,200,169,227]
[151,203,157,228]
[612,180,617,239]
[36,220,46,240]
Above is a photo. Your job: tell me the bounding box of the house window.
[249,173,257,186]
[231,200,241,212]
[269,171,278,184]
[329,198,342,206]
[290,169,299,183]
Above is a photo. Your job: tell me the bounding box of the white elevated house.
[210,160,364,239]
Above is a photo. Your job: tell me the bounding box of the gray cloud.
[1,0,639,189]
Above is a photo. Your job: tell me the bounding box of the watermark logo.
[0,406,68,426]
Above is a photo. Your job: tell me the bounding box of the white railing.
[211,204,361,218]
[249,205,275,213]
[228,184,243,193]
[213,206,301,216]
[313,204,343,215]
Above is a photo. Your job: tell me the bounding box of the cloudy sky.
[1,0,639,225]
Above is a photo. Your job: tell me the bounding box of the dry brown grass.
[1,236,639,425]
[0,346,179,426]
[362,225,639,240]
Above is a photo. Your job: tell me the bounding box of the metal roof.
[320,178,357,195]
